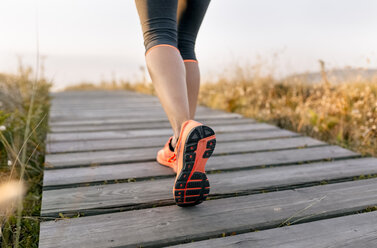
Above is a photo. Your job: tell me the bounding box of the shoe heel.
[175,172,210,207]
[174,125,216,207]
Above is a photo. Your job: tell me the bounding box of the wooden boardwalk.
[39,91,377,248]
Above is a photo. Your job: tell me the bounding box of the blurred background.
[1,1,377,246]
[1,0,377,90]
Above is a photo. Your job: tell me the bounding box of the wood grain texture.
[43,145,359,185]
[50,105,222,114]
[49,117,256,133]
[50,111,242,122]
[39,178,377,248]
[45,136,325,168]
[48,113,242,127]
[171,211,377,248]
[41,158,377,216]
[49,106,228,120]
[47,129,299,154]
[46,123,278,142]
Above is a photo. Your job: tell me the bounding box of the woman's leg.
[135,0,190,148]
[146,46,189,147]
[177,0,211,119]
[183,61,200,119]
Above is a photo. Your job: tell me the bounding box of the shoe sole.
[174,125,216,207]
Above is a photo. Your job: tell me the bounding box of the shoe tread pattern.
[174,125,216,207]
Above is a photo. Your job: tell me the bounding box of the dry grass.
[0,66,51,247]
[198,65,377,157]
[67,63,377,157]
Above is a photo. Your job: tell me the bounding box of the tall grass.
[67,63,377,157]
[0,65,51,247]
[198,64,377,157]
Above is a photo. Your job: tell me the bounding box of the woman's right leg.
[135,0,190,148]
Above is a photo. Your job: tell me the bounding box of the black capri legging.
[135,0,210,62]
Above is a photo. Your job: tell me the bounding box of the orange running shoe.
[173,120,216,207]
[156,136,177,172]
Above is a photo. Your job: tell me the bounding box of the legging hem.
[183,59,198,63]
[145,44,180,56]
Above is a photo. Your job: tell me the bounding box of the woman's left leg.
[177,0,211,119]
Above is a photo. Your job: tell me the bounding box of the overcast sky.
[1,0,377,90]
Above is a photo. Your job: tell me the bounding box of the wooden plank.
[49,106,225,119]
[39,178,377,248]
[47,129,299,154]
[49,111,242,122]
[46,137,326,167]
[45,144,357,170]
[45,137,325,168]
[51,100,161,107]
[171,211,377,248]
[40,157,377,216]
[49,117,256,133]
[51,98,158,104]
[50,105,223,114]
[51,101,164,109]
[48,113,242,127]
[43,161,171,188]
[51,90,155,99]
[46,123,278,142]
[49,112,242,125]
[52,92,154,98]
[43,146,359,187]
[51,101,161,108]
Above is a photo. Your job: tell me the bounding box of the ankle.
[170,136,178,149]
[171,119,190,149]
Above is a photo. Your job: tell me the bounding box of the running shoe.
[173,120,216,207]
[156,136,177,172]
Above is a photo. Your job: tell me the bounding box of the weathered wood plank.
[171,211,377,248]
[45,136,325,168]
[45,145,358,170]
[49,111,242,122]
[51,99,159,105]
[43,161,170,187]
[49,117,256,133]
[51,101,163,109]
[49,106,226,120]
[39,178,377,248]
[50,105,223,113]
[48,113,242,127]
[46,123,278,142]
[51,90,155,99]
[43,145,359,185]
[47,129,299,154]
[41,157,377,216]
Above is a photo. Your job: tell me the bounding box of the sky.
[1,0,377,90]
